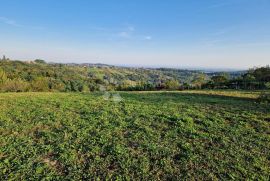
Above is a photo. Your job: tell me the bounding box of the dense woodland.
[0,56,269,92]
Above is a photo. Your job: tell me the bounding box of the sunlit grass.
[0,91,269,180]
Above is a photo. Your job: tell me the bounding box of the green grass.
[0,91,269,180]
[181,89,268,99]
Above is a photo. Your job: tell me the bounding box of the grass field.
[0,91,269,180]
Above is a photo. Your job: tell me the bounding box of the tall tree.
[0,69,8,84]
[2,55,6,61]
[191,74,208,89]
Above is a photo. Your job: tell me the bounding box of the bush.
[265,82,270,89]
[34,59,46,64]
[165,80,180,90]
[257,92,270,103]
[1,79,30,92]
[31,77,50,92]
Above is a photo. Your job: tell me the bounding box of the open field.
[135,90,268,99]
[0,91,269,180]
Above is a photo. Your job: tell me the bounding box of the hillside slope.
[0,60,206,92]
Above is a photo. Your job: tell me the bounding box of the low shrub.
[257,92,270,103]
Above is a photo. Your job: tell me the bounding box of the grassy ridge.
[0,91,269,180]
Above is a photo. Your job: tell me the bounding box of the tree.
[191,74,208,89]
[265,82,270,89]
[34,59,46,64]
[0,69,8,85]
[242,73,256,89]
[258,92,270,103]
[211,75,228,84]
[48,79,65,92]
[252,66,270,82]
[1,55,6,61]
[210,75,229,89]
[31,77,49,92]
[88,83,99,92]
[1,78,29,92]
[165,80,180,90]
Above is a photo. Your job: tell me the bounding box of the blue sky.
[0,0,269,69]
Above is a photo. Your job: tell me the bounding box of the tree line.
[0,57,269,92]
[202,66,270,90]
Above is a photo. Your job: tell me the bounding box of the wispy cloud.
[117,25,135,39]
[208,3,227,9]
[233,42,270,47]
[210,26,236,36]
[0,17,21,27]
[116,25,152,41]
[203,26,237,46]
[0,16,44,30]
[88,26,107,31]
[207,1,235,9]
[201,38,224,47]
[211,30,227,36]
[118,31,132,38]
[87,24,153,41]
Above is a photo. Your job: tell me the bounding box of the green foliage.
[191,74,208,89]
[251,65,270,82]
[0,60,206,92]
[0,60,269,92]
[203,66,270,90]
[0,91,269,180]
[258,92,270,103]
[0,69,30,92]
[211,75,228,84]
[34,59,46,64]
[265,82,270,89]
[164,79,180,90]
[31,77,50,92]
[0,69,8,84]
[0,78,29,92]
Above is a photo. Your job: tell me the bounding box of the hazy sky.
[0,0,269,69]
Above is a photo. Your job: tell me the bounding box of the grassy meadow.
[0,90,269,180]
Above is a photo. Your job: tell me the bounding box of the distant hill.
[0,59,248,92]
